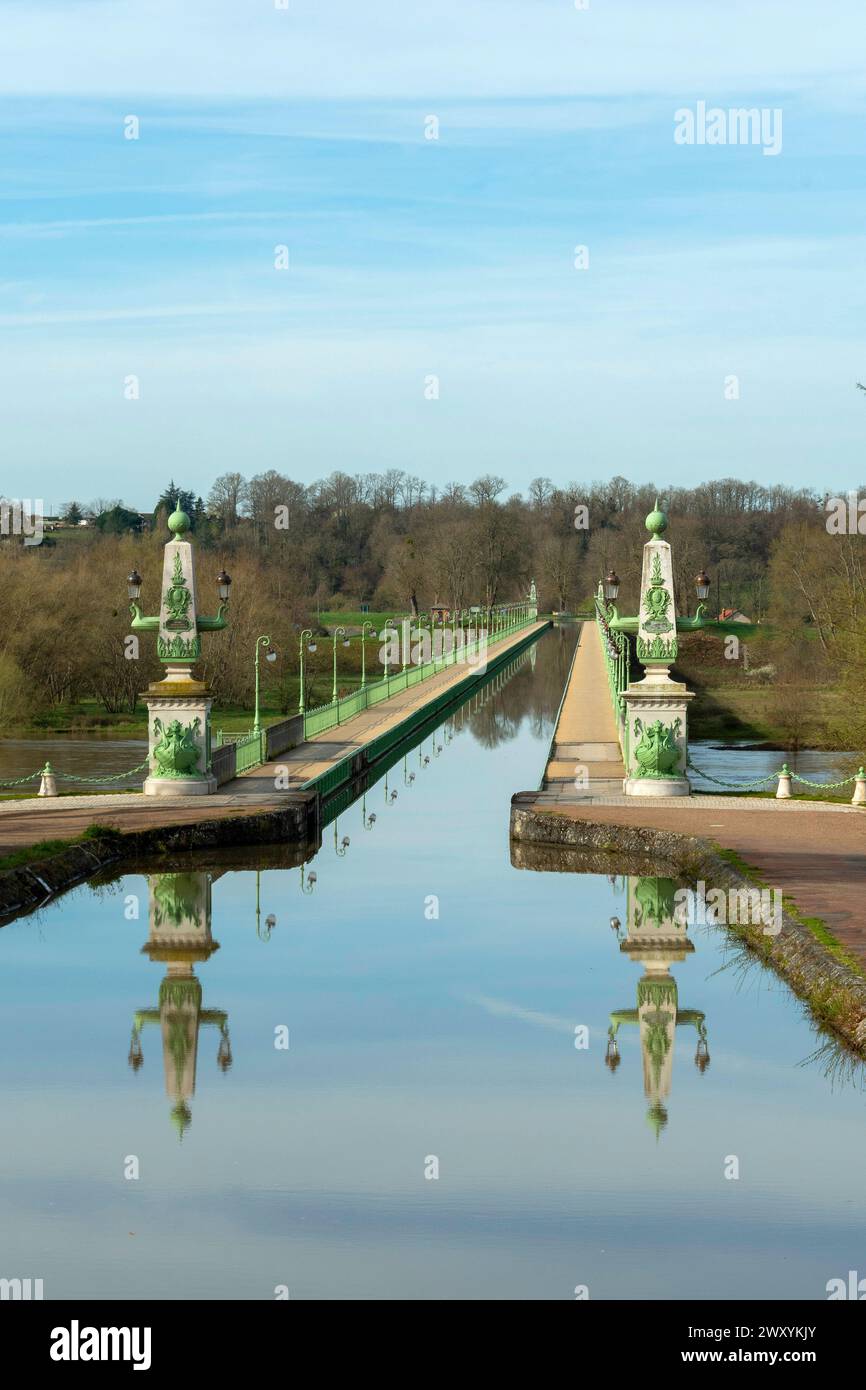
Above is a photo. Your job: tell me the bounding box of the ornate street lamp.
[693,570,711,624]
[331,626,348,703]
[300,865,317,894]
[127,569,142,601]
[604,570,621,603]
[298,629,314,715]
[253,634,276,737]
[217,569,232,603]
[360,620,375,689]
[334,822,350,857]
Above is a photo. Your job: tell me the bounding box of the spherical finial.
[645,497,668,537]
[167,500,191,537]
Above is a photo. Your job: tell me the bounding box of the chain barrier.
[0,759,150,790]
[687,756,863,794]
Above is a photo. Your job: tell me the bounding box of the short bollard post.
[38,761,58,798]
[776,763,792,799]
[852,767,866,806]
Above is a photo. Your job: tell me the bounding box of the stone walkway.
[543,622,624,791]
[533,798,866,967]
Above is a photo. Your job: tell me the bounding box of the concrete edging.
[510,793,866,1055]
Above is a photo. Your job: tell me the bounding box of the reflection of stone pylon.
[605,876,708,1139]
[128,872,231,1139]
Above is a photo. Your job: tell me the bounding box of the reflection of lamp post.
[300,864,317,894]
[331,626,348,703]
[404,755,416,787]
[255,870,277,941]
[361,791,376,829]
[298,629,315,715]
[334,821,350,856]
[253,634,277,737]
[360,620,375,689]
[384,772,398,806]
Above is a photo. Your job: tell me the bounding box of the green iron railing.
[301,610,536,742]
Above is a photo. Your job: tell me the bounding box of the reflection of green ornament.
[170,1100,193,1140]
[152,872,204,927]
[646,1101,668,1139]
[638,976,678,1008]
[159,977,203,1010]
[634,877,677,927]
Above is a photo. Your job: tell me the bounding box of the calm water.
[0,626,864,1301]
[0,738,147,790]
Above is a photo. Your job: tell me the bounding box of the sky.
[1,0,865,510]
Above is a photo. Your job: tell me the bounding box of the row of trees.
[0,471,862,739]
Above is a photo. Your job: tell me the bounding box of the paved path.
[543,622,624,789]
[224,621,547,797]
[0,622,546,857]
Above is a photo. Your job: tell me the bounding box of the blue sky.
[1,0,865,508]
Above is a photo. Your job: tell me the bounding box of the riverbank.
[0,794,320,923]
[510,793,866,1056]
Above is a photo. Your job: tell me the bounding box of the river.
[0,624,862,1300]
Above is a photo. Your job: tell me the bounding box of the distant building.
[718,608,750,623]
[430,602,452,622]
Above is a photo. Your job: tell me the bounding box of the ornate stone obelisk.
[622,503,693,797]
[129,504,230,796]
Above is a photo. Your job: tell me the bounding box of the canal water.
[0,624,863,1301]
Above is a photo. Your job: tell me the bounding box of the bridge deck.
[543,622,625,791]
[0,621,547,856]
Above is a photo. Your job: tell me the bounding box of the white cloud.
[1,0,864,101]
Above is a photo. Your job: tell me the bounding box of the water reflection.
[606,876,709,1139]
[129,872,231,1138]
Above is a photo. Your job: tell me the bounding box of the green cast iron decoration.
[129,503,230,664]
[632,716,683,779]
[163,551,193,631]
[152,717,203,778]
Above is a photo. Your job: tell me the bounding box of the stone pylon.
[131,504,229,796]
[622,503,693,797]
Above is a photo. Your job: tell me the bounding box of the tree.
[207,472,247,530]
[62,501,84,525]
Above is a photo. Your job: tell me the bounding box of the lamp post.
[694,570,711,623]
[300,864,317,894]
[334,821,350,856]
[360,620,375,689]
[331,626,348,703]
[298,629,315,715]
[383,619,396,680]
[253,635,277,737]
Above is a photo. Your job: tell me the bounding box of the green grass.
[0,823,124,873]
[318,610,406,629]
